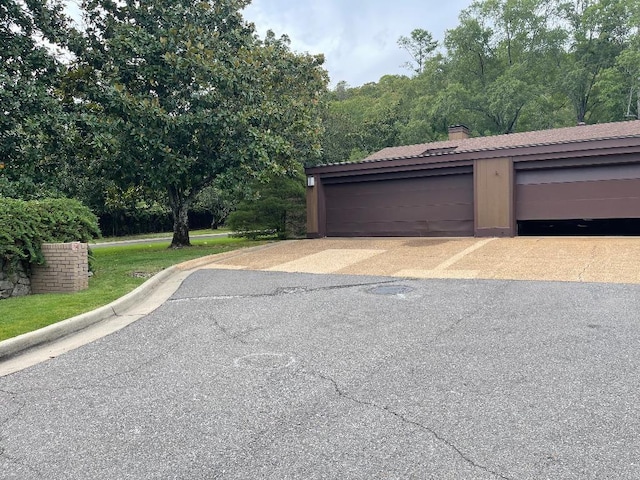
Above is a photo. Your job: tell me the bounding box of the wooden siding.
[474,157,514,236]
[516,165,640,220]
[324,174,474,237]
[306,182,319,236]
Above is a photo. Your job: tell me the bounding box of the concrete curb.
[0,241,282,364]
[0,266,178,361]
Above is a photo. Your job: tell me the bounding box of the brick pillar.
[31,242,89,294]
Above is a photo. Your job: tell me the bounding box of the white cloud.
[244,0,473,87]
[64,0,473,87]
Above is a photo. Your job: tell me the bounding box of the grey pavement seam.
[210,317,264,345]
[578,245,598,282]
[432,302,491,345]
[307,369,515,480]
[0,388,25,428]
[168,278,402,303]
[0,389,35,477]
[0,445,43,478]
[6,342,184,394]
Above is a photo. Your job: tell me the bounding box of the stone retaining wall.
[0,259,31,299]
[31,242,89,294]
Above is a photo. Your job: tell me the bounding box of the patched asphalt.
[2,269,640,479]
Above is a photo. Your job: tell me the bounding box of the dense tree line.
[2,0,638,241]
[1,0,326,245]
[321,0,640,165]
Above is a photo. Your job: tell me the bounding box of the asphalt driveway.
[2,268,640,479]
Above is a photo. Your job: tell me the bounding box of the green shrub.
[0,197,101,267]
[227,174,306,240]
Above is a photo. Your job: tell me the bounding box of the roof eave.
[306,135,640,176]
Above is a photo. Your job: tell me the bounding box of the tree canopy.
[398,28,438,74]
[66,0,327,246]
[0,0,71,198]
[322,0,640,165]
[2,0,639,240]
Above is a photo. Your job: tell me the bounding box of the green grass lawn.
[0,237,263,341]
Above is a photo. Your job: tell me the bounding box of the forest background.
[2,0,639,244]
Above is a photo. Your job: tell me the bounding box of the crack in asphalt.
[211,318,265,345]
[0,389,40,477]
[308,370,514,480]
[0,343,183,396]
[578,245,597,282]
[432,309,477,343]
[229,326,264,343]
[0,388,25,428]
[181,277,512,478]
[430,283,508,345]
[83,341,184,385]
[431,302,490,346]
[167,279,401,302]
[0,445,45,477]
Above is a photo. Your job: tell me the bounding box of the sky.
[64,0,474,88]
[243,0,473,87]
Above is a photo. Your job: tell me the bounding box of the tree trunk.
[168,188,191,248]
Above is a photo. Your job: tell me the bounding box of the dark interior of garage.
[518,219,640,236]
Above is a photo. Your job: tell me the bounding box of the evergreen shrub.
[0,197,100,268]
[227,175,306,240]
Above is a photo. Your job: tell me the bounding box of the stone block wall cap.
[42,242,88,246]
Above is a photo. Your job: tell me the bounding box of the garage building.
[305,120,640,237]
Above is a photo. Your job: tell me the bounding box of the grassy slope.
[0,237,262,341]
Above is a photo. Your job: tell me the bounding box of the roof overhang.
[306,136,640,179]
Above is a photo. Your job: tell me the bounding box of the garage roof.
[363,120,640,162]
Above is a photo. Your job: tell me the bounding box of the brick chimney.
[448,124,470,140]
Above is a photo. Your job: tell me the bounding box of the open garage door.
[516,163,640,221]
[323,172,474,237]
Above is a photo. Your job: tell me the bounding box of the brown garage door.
[516,163,640,220]
[324,173,474,237]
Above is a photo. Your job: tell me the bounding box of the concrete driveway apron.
[2,237,640,479]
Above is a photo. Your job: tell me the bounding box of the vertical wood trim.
[306,177,319,237]
[474,157,515,236]
[317,178,326,237]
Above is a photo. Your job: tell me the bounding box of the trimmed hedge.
[0,197,101,267]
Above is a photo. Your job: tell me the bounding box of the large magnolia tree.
[0,0,70,198]
[68,0,327,247]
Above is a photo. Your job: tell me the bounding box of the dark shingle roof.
[361,120,640,162]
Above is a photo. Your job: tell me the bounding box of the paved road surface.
[2,269,640,479]
[90,232,230,248]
